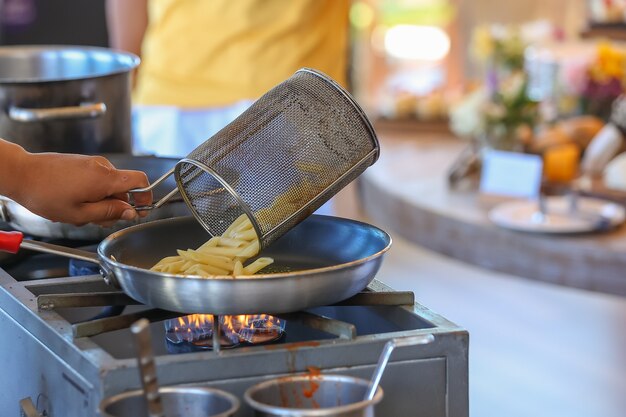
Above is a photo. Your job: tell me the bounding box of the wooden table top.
[360,131,626,296]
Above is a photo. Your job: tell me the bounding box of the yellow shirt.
[134,0,350,108]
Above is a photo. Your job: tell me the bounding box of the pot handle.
[9,102,107,122]
[364,333,436,401]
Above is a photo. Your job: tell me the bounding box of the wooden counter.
[360,131,626,296]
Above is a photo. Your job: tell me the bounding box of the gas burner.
[164,314,286,351]
[233,315,285,345]
[165,334,240,353]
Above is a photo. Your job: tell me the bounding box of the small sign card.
[480,150,543,199]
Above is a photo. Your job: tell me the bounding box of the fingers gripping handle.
[128,167,178,211]
[130,187,179,211]
[0,231,23,254]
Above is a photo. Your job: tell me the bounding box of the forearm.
[0,139,30,201]
[106,0,148,57]
[0,141,152,225]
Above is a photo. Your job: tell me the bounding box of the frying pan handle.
[0,230,118,285]
[0,231,23,253]
[129,167,179,211]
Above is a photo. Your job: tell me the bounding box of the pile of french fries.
[151,214,273,277]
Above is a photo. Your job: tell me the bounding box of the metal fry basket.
[141,68,379,248]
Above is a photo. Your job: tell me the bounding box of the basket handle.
[129,167,179,211]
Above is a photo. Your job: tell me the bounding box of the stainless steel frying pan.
[0,215,391,315]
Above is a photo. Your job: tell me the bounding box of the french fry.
[216,237,247,248]
[223,213,248,237]
[243,257,273,275]
[236,240,259,258]
[233,228,258,241]
[233,260,244,276]
[151,213,273,278]
[197,237,220,250]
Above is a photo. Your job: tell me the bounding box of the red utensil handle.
[0,231,24,254]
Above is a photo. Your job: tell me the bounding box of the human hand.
[13,152,153,226]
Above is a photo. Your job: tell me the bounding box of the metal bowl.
[99,386,239,417]
[244,374,383,417]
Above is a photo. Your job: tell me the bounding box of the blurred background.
[2,0,621,137]
[0,0,592,122]
[2,1,626,417]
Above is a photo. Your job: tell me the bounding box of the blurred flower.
[500,71,526,102]
[588,41,626,84]
[470,25,525,71]
[459,21,553,150]
[560,57,591,96]
[470,21,557,72]
[470,26,494,62]
[450,71,539,150]
[583,76,623,100]
[581,41,626,120]
[449,88,487,138]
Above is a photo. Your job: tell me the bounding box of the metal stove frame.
[0,270,468,417]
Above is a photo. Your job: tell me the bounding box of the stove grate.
[34,289,416,351]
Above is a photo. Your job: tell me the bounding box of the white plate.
[488,196,626,234]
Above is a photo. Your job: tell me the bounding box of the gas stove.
[0,253,468,417]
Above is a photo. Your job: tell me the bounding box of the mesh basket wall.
[175,69,379,247]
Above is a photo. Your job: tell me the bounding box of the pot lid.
[0,45,139,83]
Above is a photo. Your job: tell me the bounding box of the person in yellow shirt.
[106,0,351,158]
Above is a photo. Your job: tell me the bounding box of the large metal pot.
[0,45,138,154]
